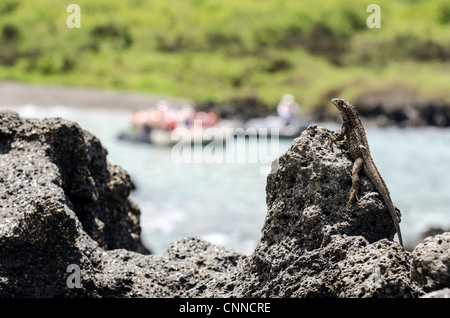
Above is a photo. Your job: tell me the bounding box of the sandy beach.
[0,81,193,110]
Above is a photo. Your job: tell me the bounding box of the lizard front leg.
[343,157,363,210]
[333,124,347,142]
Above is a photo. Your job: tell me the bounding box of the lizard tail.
[377,189,403,247]
[363,164,404,247]
[387,203,403,247]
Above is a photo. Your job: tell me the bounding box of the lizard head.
[331,98,350,112]
[332,98,360,123]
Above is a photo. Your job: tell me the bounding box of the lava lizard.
[331,98,403,247]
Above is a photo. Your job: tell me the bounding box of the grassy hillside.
[1,0,450,112]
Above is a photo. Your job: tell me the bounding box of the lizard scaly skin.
[331,98,403,247]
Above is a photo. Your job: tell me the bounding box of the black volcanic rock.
[411,232,450,292]
[193,126,422,297]
[1,112,447,297]
[0,111,141,251]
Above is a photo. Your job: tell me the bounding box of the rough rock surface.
[0,112,447,297]
[0,111,141,251]
[410,232,450,292]
[193,126,422,297]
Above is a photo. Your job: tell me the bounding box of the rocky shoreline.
[352,91,450,127]
[0,111,448,297]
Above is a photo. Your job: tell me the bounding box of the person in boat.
[177,105,219,131]
[155,101,176,131]
[130,101,176,134]
[130,108,153,137]
[190,111,218,128]
[277,94,300,126]
[177,104,196,128]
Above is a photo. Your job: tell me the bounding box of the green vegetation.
[1,0,450,111]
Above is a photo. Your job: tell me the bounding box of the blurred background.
[1,0,449,253]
